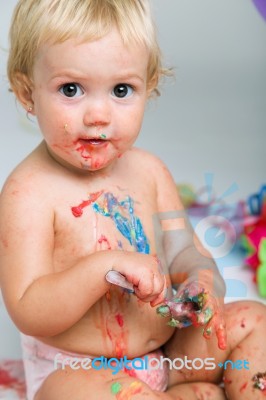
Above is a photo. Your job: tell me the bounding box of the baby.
[0,1,265,399]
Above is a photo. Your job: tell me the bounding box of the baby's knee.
[34,368,72,400]
[225,300,266,325]
[35,365,160,400]
[224,300,266,348]
[34,367,98,399]
[167,382,226,400]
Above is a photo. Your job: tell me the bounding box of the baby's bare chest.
[52,183,160,271]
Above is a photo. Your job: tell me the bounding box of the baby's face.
[30,29,149,173]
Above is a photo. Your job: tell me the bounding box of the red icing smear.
[71,191,103,217]
[76,145,92,160]
[124,367,137,378]
[106,325,126,358]
[115,313,124,327]
[240,382,248,392]
[0,363,26,398]
[115,340,125,358]
[217,328,227,350]
[76,141,108,159]
[98,235,112,250]
[189,312,201,327]
[223,377,232,384]
[0,368,18,385]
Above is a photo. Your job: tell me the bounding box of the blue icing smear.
[92,193,150,254]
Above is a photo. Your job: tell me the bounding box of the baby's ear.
[12,73,35,114]
[146,75,160,99]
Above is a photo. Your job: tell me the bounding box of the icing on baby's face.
[30,29,149,174]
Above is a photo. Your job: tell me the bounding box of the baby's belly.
[39,288,174,358]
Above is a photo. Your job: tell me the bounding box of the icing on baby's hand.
[156,289,208,328]
[157,283,227,350]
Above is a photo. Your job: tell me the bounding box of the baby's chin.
[78,153,121,175]
[46,144,119,175]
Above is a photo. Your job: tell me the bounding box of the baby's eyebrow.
[112,73,145,83]
[50,70,88,81]
[49,71,145,85]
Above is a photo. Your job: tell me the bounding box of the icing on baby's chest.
[53,190,156,269]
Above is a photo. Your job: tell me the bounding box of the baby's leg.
[35,363,226,399]
[164,300,266,400]
[34,367,167,399]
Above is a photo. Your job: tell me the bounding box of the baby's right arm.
[0,176,165,337]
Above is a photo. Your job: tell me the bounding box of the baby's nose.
[83,98,111,128]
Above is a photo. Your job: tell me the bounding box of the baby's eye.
[59,83,84,98]
[112,84,133,98]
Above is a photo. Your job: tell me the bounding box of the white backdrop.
[0,0,266,358]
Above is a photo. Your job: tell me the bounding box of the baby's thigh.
[34,366,167,400]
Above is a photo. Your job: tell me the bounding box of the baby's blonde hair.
[8,0,169,96]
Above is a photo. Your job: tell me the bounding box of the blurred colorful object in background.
[252,0,266,21]
[257,239,266,297]
[241,185,266,297]
[177,181,266,297]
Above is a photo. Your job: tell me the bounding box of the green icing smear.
[111,382,122,395]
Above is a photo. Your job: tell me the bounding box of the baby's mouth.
[75,138,109,160]
[78,138,108,147]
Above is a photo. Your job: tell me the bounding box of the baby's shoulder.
[1,145,53,201]
[127,147,172,182]
[126,148,178,203]
[126,147,167,172]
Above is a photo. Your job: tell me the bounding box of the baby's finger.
[195,305,214,326]
[141,274,166,305]
[216,322,227,350]
[203,314,227,350]
[202,313,216,340]
[134,269,156,298]
[150,290,165,307]
[134,280,156,301]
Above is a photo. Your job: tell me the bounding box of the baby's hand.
[109,252,167,307]
[179,282,227,351]
[157,281,227,350]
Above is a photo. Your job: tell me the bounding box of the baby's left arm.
[153,157,226,350]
